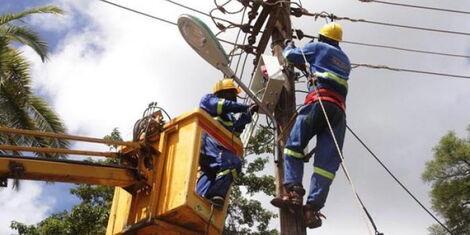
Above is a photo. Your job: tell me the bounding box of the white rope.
[290,19,374,235]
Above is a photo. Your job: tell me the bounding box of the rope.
[290,21,379,235]
[205,204,216,235]
[346,125,453,234]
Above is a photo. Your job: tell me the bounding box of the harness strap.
[304,88,346,112]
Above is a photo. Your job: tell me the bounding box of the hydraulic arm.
[0,108,243,235]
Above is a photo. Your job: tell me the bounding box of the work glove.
[248,103,259,114]
[284,39,296,48]
[307,75,317,90]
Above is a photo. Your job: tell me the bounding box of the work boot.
[303,204,326,229]
[270,184,305,209]
[209,196,225,209]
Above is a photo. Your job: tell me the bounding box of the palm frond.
[0,84,35,129]
[29,96,69,157]
[0,6,64,26]
[0,25,48,61]
[0,48,33,104]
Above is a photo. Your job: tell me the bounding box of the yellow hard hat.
[212,79,241,94]
[319,22,343,42]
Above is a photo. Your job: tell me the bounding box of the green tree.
[422,126,470,235]
[224,125,278,235]
[11,184,113,235]
[0,6,68,158]
[10,128,123,235]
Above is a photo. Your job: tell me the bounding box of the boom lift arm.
[0,108,243,235]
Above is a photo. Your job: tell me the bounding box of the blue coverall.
[283,41,351,211]
[196,93,252,199]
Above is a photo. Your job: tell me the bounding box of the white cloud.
[0,181,54,235]
[3,0,470,234]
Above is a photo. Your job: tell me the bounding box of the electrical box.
[250,55,286,114]
[106,109,243,235]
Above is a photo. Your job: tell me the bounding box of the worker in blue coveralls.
[270,22,351,229]
[196,78,258,208]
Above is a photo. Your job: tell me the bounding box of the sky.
[1,0,470,234]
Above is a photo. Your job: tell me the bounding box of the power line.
[300,33,470,59]
[343,40,470,59]
[358,0,470,15]
[99,0,176,25]
[351,63,470,80]
[97,0,241,47]
[163,0,240,29]
[346,125,454,234]
[299,11,470,37]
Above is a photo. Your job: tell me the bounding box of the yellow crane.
[0,108,243,235]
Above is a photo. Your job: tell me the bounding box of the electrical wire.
[343,39,470,59]
[346,125,454,234]
[352,63,470,80]
[98,0,244,48]
[213,0,245,15]
[300,33,470,59]
[301,11,470,37]
[163,0,237,26]
[228,7,248,65]
[358,0,470,15]
[99,0,176,25]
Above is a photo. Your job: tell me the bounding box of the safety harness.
[304,88,346,112]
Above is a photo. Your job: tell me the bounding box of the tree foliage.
[224,125,278,234]
[422,126,470,235]
[10,129,122,235]
[0,6,67,162]
[11,184,112,235]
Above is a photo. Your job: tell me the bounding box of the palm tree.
[0,6,69,159]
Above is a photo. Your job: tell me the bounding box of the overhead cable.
[97,0,241,47]
[228,7,248,65]
[358,0,470,15]
[213,0,246,15]
[299,11,470,37]
[352,63,470,80]
[299,33,470,59]
[99,0,177,25]
[346,125,454,234]
[163,0,241,29]
[343,40,470,59]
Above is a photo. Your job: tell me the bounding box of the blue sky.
[1,0,470,234]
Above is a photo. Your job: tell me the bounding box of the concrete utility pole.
[271,2,307,235]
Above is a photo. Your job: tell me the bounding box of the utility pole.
[248,0,305,233]
[271,2,307,235]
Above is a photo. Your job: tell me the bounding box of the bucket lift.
[106,109,243,235]
[0,108,243,235]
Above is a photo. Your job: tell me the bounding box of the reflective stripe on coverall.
[283,40,351,210]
